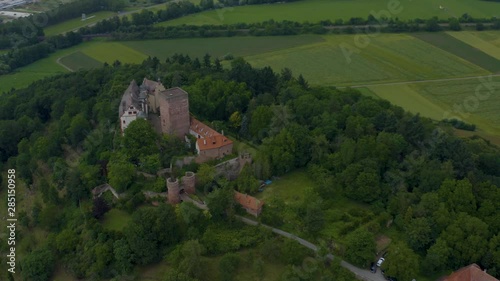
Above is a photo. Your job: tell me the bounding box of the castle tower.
[167,177,181,204]
[182,172,196,194]
[158,87,190,138]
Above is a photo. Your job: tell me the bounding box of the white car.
[376,257,385,267]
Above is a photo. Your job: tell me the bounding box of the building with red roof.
[234,191,264,217]
[190,117,233,160]
[444,264,498,281]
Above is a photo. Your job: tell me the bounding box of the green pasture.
[44,11,116,36]
[245,34,487,86]
[158,0,500,26]
[413,32,500,73]
[447,30,500,60]
[59,51,103,71]
[123,35,323,60]
[102,208,132,231]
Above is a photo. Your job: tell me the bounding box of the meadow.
[158,0,500,26]
[58,51,103,71]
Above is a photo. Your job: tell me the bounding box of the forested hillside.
[0,55,499,280]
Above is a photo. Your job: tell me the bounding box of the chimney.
[221,130,224,136]
[203,139,206,145]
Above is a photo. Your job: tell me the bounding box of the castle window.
[123,120,125,124]
[133,111,137,114]
[128,111,132,114]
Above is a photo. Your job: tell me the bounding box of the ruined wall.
[166,177,181,204]
[182,171,196,194]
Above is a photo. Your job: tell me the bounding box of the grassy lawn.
[255,169,316,204]
[447,30,500,60]
[413,32,500,73]
[367,84,447,120]
[157,0,500,26]
[102,208,132,231]
[245,34,487,86]
[59,51,103,71]
[122,35,324,60]
[356,87,380,99]
[44,11,117,36]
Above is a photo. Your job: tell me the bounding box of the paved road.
[236,215,387,281]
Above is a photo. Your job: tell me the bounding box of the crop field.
[447,31,500,60]
[158,0,500,26]
[413,32,500,73]
[123,35,324,60]
[44,11,116,36]
[245,34,488,86]
[59,51,103,71]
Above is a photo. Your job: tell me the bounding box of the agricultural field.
[123,35,324,61]
[58,51,103,71]
[413,32,500,73]
[245,34,488,85]
[158,0,500,26]
[43,11,116,36]
[447,31,500,60]
[80,41,148,63]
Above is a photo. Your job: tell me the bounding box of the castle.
[119,78,233,160]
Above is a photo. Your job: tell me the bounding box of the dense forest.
[0,54,500,280]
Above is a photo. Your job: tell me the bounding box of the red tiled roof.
[444,264,499,281]
[190,118,232,151]
[234,191,264,212]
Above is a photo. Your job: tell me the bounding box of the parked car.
[370,262,377,273]
[376,257,385,267]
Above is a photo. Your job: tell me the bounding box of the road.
[236,215,387,281]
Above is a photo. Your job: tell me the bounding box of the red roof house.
[234,191,264,217]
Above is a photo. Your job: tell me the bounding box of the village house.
[118,78,232,160]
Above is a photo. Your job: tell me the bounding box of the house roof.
[119,80,139,116]
[190,118,233,151]
[444,264,499,281]
[234,191,264,212]
[141,78,160,91]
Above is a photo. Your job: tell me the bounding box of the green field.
[256,170,316,204]
[44,11,116,36]
[123,35,323,60]
[447,31,500,60]
[245,34,487,86]
[81,41,148,63]
[59,51,103,71]
[413,32,500,73]
[158,0,500,26]
[102,209,132,231]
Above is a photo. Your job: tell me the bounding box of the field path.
[56,56,74,72]
[340,73,500,88]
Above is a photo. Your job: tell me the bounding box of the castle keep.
[119,78,233,160]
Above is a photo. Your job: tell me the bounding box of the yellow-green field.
[81,41,148,63]
[447,31,500,60]
[245,34,488,86]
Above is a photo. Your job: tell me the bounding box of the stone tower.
[182,171,196,194]
[166,177,181,204]
[158,87,190,138]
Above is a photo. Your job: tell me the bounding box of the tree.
[122,119,159,161]
[448,18,461,31]
[113,239,134,274]
[406,217,434,252]
[92,197,110,219]
[196,163,216,188]
[438,179,476,214]
[20,248,55,281]
[344,228,376,267]
[66,113,91,146]
[107,152,135,192]
[179,240,205,279]
[422,238,450,273]
[206,185,235,222]
[219,253,240,281]
[234,164,259,194]
[383,241,419,280]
